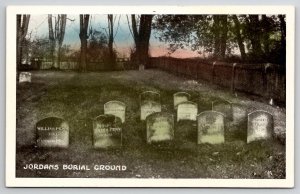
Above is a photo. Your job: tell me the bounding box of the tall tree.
[16,14,30,70]
[107,14,116,68]
[246,15,263,59]
[79,14,90,72]
[212,15,228,59]
[48,14,67,69]
[131,14,153,67]
[232,15,246,60]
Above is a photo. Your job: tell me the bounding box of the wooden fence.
[149,57,286,104]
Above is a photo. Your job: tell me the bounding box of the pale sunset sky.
[27,14,201,58]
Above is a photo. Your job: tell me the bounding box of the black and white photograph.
[5,5,295,187]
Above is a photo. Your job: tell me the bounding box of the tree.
[16,14,30,70]
[87,30,108,62]
[231,15,246,60]
[48,14,67,69]
[130,14,153,67]
[79,14,90,72]
[107,14,116,68]
[212,15,228,59]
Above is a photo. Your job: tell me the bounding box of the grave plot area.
[16,69,286,179]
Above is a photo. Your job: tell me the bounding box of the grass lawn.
[16,69,286,178]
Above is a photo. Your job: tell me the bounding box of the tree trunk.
[278,14,286,66]
[48,14,67,69]
[261,15,270,56]
[16,14,30,70]
[131,14,153,68]
[212,15,221,59]
[232,15,246,60]
[248,15,263,59]
[108,14,115,69]
[79,14,90,72]
[220,15,228,59]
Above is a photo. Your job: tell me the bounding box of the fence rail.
[149,57,286,104]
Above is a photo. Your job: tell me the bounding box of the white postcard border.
[6,5,295,187]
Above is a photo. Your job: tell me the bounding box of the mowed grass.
[16,70,286,178]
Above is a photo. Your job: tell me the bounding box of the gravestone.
[146,112,174,143]
[140,100,161,120]
[140,91,160,104]
[197,111,225,144]
[36,117,69,148]
[247,110,273,143]
[19,72,31,83]
[93,114,122,148]
[212,100,233,121]
[177,101,198,121]
[232,103,247,125]
[104,101,126,123]
[173,92,191,109]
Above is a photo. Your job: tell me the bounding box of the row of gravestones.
[35,91,274,148]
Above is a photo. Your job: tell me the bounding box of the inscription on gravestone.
[177,101,198,121]
[104,101,126,123]
[173,92,191,109]
[140,91,160,104]
[146,112,174,143]
[93,114,122,148]
[212,100,233,121]
[247,110,273,143]
[140,101,161,120]
[36,117,69,148]
[19,72,31,83]
[197,111,225,144]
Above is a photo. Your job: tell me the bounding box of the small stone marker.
[212,100,233,121]
[104,101,126,123]
[93,114,122,148]
[247,110,273,143]
[197,111,225,144]
[36,117,69,148]
[173,92,191,109]
[140,91,160,104]
[146,112,174,143]
[19,72,31,83]
[232,103,247,125]
[140,100,161,120]
[177,101,198,121]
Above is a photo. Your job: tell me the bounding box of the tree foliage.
[153,14,286,64]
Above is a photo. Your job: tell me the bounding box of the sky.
[27,14,200,58]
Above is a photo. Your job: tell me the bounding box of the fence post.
[211,61,217,84]
[231,63,237,94]
[264,63,274,105]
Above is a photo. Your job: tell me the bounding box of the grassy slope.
[16,70,286,178]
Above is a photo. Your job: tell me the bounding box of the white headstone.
[19,72,31,83]
[36,117,69,148]
[140,100,161,120]
[177,101,198,121]
[146,112,174,143]
[93,114,122,148]
[173,92,191,109]
[104,101,126,123]
[247,110,273,143]
[197,111,225,144]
